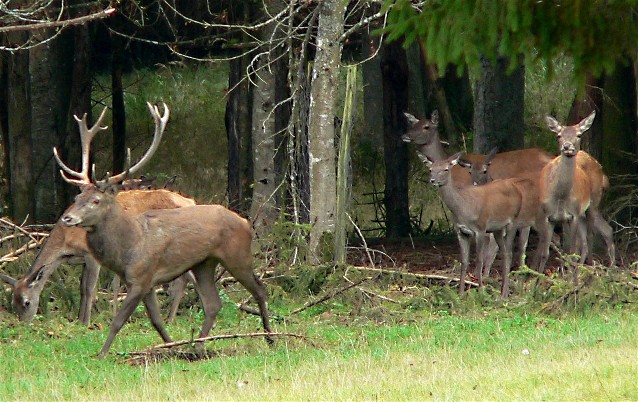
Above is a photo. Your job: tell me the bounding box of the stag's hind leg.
[190,261,222,338]
[224,262,272,337]
[143,291,172,343]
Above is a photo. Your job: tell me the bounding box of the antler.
[100,102,169,186]
[54,106,109,185]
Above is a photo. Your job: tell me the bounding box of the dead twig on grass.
[153,332,307,350]
[290,276,370,314]
[349,266,480,288]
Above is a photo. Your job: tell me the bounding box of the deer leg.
[482,234,499,275]
[79,255,100,326]
[166,272,190,323]
[229,269,273,337]
[475,234,486,286]
[516,226,531,268]
[143,291,172,343]
[532,219,554,272]
[591,209,616,268]
[500,227,516,298]
[456,231,471,294]
[99,286,146,358]
[110,274,121,316]
[191,262,222,338]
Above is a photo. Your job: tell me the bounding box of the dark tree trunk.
[381,41,410,238]
[473,56,524,153]
[111,31,126,175]
[601,62,637,178]
[274,50,290,210]
[294,68,311,225]
[7,39,34,222]
[0,53,9,213]
[30,30,74,222]
[568,74,604,160]
[226,55,254,214]
[63,24,93,208]
[442,65,474,134]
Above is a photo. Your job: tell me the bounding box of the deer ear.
[486,147,498,164]
[416,151,429,165]
[545,115,562,133]
[449,151,466,166]
[404,112,419,127]
[457,159,472,168]
[578,110,596,134]
[430,110,439,126]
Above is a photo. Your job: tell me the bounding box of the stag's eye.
[92,199,100,205]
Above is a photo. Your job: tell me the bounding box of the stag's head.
[545,111,596,158]
[55,102,169,230]
[402,110,440,146]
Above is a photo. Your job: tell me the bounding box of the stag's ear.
[545,115,562,134]
[430,110,439,126]
[578,110,596,134]
[404,112,419,127]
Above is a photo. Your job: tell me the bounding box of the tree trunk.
[308,0,348,262]
[601,62,637,178]
[473,56,524,153]
[250,0,286,237]
[6,30,34,222]
[111,31,126,175]
[381,40,410,238]
[567,74,604,161]
[361,28,384,150]
[61,24,93,209]
[226,57,254,214]
[30,29,74,222]
[0,52,10,213]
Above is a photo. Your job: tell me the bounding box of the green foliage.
[383,0,638,84]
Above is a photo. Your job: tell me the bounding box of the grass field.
[1,277,637,401]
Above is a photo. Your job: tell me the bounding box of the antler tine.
[54,106,109,186]
[106,102,169,185]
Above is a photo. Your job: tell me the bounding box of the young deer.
[532,111,615,273]
[55,102,272,357]
[423,151,531,297]
[403,111,553,186]
[1,188,196,325]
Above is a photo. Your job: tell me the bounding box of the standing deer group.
[404,110,615,296]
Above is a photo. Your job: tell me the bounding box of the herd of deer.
[0,102,617,357]
[403,110,615,297]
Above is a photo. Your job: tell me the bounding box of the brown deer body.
[532,111,614,273]
[54,102,271,357]
[424,151,528,297]
[2,189,195,324]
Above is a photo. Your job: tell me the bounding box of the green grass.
[1,290,637,401]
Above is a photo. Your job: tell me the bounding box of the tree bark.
[381,40,410,238]
[308,0,348,262]
[111,31,126,175]
[473,56,524,153]
[567,73,604,160]
[6,30,34,222]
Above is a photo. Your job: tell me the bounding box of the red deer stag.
[1,187,196,325]
[55,102,272,357]
[531,111,615,274]
[423,151,535,297]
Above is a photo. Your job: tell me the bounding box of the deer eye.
[92,199,100,205]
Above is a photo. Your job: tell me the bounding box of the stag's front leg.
[79,255,101,326]
[143,291,172,343]
[98,285,146,358]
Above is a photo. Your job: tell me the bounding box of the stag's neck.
[86,204,141,276]
[416,139,448,161]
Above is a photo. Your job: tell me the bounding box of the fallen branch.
[290,276,370,315]
[349,266,479,288]
[149,332,307,350]
[358,287,400,304]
